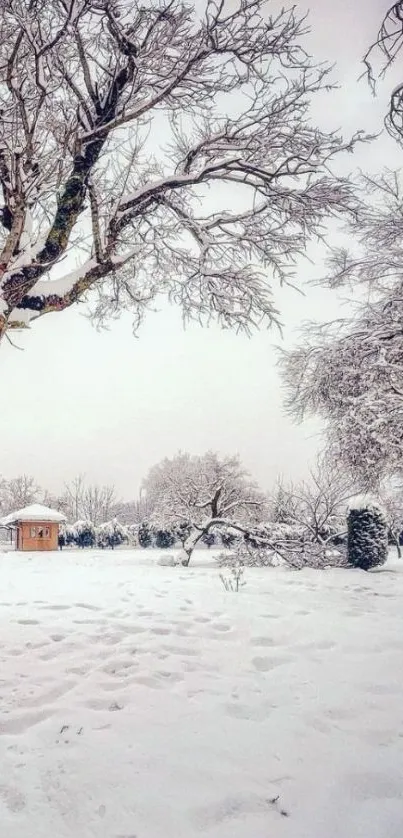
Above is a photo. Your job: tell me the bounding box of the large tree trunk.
[181,525,210,566]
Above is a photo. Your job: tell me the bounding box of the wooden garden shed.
[1,503,66,552]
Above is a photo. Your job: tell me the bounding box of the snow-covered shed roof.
[1,503,66,526]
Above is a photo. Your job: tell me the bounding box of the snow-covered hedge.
[59,519,128,549]
[347,498,388,571]
[96,520,128,549]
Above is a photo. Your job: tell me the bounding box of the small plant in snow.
[219,563,246,592]
[347,496,388,571]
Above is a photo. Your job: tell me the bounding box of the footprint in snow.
[163,644,199,657]
[252,655,290,672]
[225,702,270,722]
[16,619,40,625]
[250,636,277,647]
[0,785,26,813]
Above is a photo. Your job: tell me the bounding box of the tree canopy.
[0,0,359,343]
[143,450,265,562]
[280,5,403,487]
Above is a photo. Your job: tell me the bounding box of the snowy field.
[0,548,403,838]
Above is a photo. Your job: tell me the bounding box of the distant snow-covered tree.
[0,0,362,345]
[2,474,41,513]
[111,500,145,527]
[41,490,70,518]
[269,459,357,544]
[64,476,117,525]
[379,483,403,558]
[64,475,86,523]
[143,451,265,565]
[81,484,117,526]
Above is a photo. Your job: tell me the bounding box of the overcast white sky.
[0,0,399,501]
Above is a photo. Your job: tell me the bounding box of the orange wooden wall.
[16,521,59,552]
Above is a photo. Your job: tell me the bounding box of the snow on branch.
[363,3,403,143]
[0,0,364,341]
[142,450,266,565]
[280,235,403,486]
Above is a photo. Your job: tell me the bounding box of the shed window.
[29,526,50,538]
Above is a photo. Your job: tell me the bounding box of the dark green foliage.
[347,502,388,571]
[65,527,76,546]
[97,521,127,550]
[220,530,237,548]
[243,530,260,548]
[138,521,153,548]
[155,529,176,549]
[202,532,216,548]
[173,521,192,546]
[76,522,96,548]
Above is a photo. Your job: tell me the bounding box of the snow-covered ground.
[1,548,403,838]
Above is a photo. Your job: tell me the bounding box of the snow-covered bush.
[138,521,153,548]
[347,497,388,571]
[74,520,96,549]
[154,528,176,549]
[58,522,78,547]
[96,519,128,549]
[126,525,139,547]
[254,522,306,544]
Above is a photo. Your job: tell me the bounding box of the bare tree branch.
[363,2,403,144]
[0,0,364,342]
